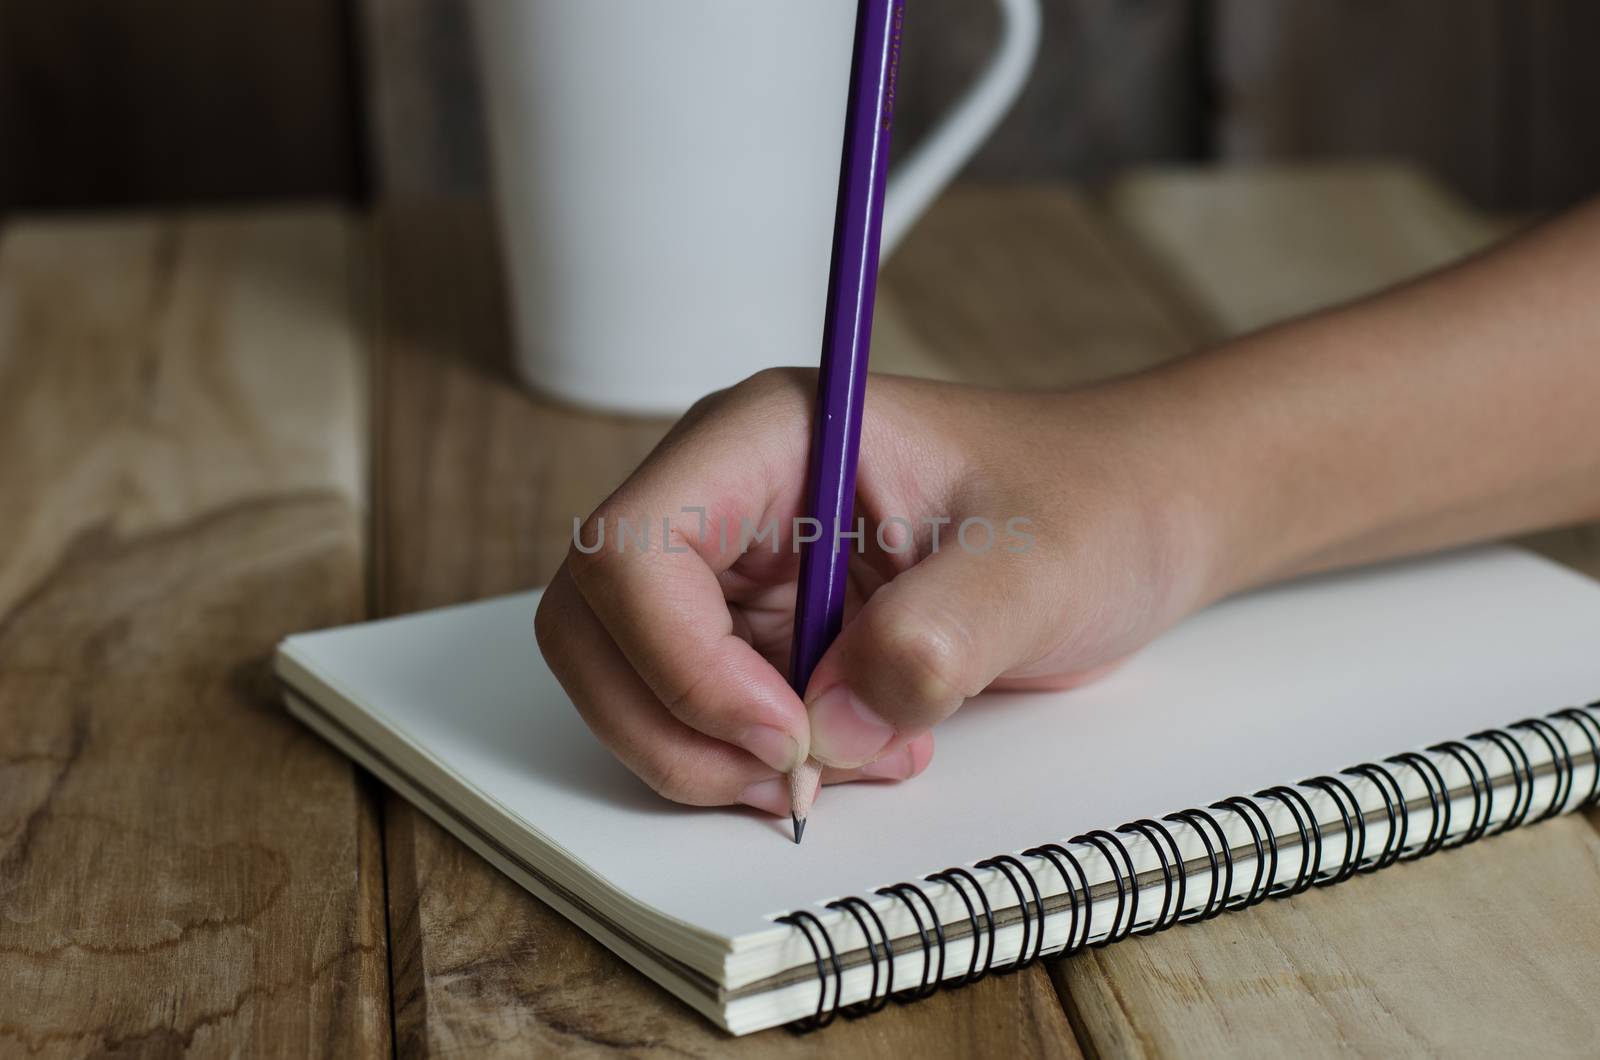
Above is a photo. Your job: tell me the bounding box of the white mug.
[472,0,1041,415]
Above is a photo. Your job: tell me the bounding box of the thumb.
[803,540,1048,769]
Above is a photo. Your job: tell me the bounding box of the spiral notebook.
[275,546,1600,1035]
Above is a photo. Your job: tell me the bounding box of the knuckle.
[679,365,807,431]
[639,748,714,806]
[680,384,735,427]
[663,671,717,733]
[532,591,566,657]
[663,369,815,480]
[866,609,974,715]
[740,365,809,396]
[565,504,622,585]
[731,368,814,421]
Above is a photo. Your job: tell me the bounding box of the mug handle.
[880,0,1043,257]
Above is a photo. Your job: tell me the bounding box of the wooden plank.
[0,0,361,209]
[370,196,1090,1054]
[0,211,388,1052]
[880,185,1215,387]
[1109,163,1515,337]
[1213,1,1600,211]
[1070,163,1600,1057]
[1214,1,1508,206]
[355,0,487,199]
[1511,3,1600,208]
[1060,819,1600,1057]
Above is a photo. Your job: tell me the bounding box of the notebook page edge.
[273,635,774,966]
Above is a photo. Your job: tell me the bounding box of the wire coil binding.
[781,701,1600,1031]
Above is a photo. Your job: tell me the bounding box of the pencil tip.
[792,813,806,845]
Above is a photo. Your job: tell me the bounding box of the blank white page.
[278,546,1600,943]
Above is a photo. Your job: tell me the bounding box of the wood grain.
[356,0,487,200]
[0,0,362,209]
[370,196,1089,1055]
[1214,0,1509,207]
[881,185,1215,387]
[1213,0,1600,210]
[1058,163,1600,1057]
[1059,819,1600,1058]
[0,211,387,1054]
[1109,163,1516,337]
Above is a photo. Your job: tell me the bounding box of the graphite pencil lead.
[792,813,807,845]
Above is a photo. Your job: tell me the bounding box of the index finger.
[566,381,813,770]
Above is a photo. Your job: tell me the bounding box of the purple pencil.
[786,0,907,843]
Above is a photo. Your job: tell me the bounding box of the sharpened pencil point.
[787,759,821,844]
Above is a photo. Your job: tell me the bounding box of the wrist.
[1020,381,1238,628]
[1072,363,1274,612]
[1111,337,1364,605]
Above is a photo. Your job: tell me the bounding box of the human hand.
[535,368,1220,815]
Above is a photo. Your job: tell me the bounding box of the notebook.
[275,546,1600,1035]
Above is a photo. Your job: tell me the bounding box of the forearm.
[1137,197,1600,600]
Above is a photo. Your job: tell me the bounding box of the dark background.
[4,0,1598,213]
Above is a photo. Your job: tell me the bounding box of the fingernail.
[808,685,895,769]
[737,776,789,817]
[858,746,915,781]
[738,724,802,772]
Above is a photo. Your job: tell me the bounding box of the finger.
[820,731,936,785]
[536,565,781,808]
[990,656,1127,691]
[802,540,1054,768]
[567,381,814,772]
[716,732,937,820]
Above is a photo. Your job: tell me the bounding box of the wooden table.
[5,165,1599,1057]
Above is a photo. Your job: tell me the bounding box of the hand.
[540,199,1600,816]
[535,368,1219,815]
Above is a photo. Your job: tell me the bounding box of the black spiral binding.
[782,701,1600,1030]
